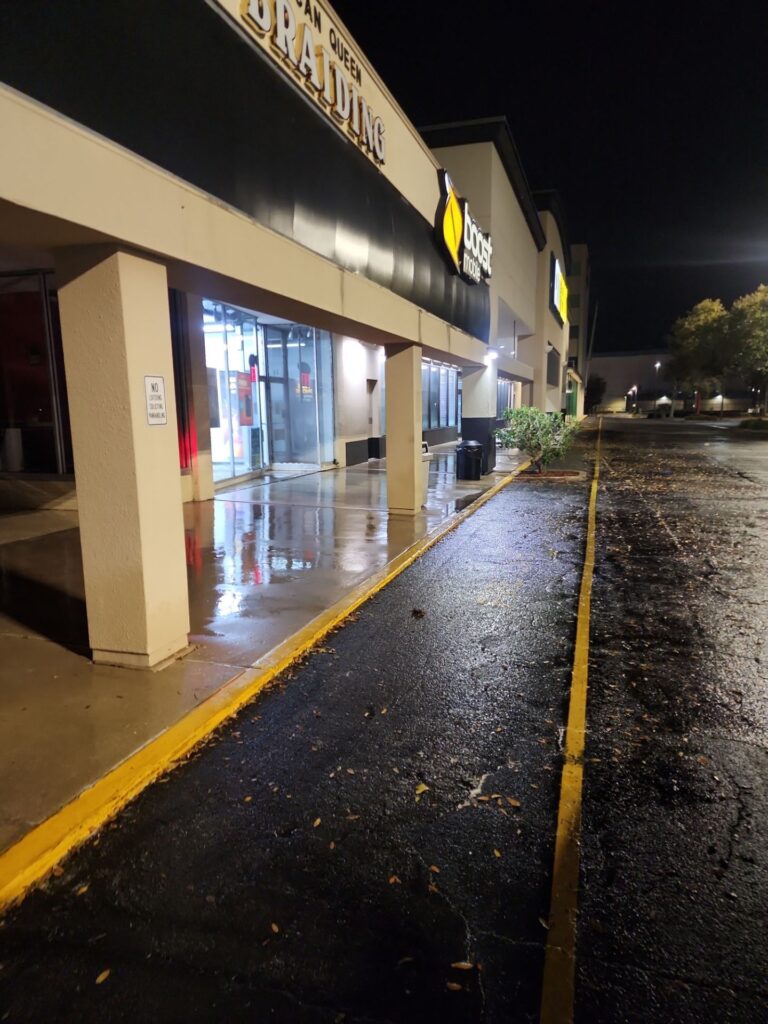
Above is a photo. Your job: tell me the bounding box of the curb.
[0,459,530,913]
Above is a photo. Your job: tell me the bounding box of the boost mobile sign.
[229,0,386,165]
[436,170,493,285]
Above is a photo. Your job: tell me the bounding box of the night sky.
[329,0,768,353]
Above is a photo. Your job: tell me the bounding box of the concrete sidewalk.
[0,446,525,857]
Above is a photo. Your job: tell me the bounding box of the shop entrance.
[203,300,266,484]
[203,301,334,484]
[263,322,333,467]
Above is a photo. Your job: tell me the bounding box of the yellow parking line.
[0,457,530,914]
[540,419,602,1024]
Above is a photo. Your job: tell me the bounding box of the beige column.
[461,360,498,472]
[385,343,422,515]
[461,361,497,419]
[56,247,190,668]
[180,293,215,501]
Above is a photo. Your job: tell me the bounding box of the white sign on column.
[144,375,167,425]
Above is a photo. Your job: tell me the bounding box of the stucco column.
[385,343,422,514]
[56,247,190,668]
[461,360,498,473]
[180,293,215,501]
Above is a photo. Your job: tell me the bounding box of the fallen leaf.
[493,849,502,858]
[313,817,321,828]
[451,961,475,971]
[329,841,336,850]
[429,865,440,874]
[243,796,253,803]
[415,783,430,795]
[388,875,402,885]
[76,884,89,896]
[506,798,521,808]
[411,609,425,619]
[446,982,463,992]
[271,923,280,934]
[428,883,440,894]
[539,916,550,930]
[95,969,111,985]
[51,866,64,878]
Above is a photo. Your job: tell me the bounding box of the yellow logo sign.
[436,170,492,285]
[441,176,463,273]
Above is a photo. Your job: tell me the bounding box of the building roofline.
[419,117,547,252]
[533,190,572,275]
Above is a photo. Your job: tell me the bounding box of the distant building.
[589,350,669,412]
[591,351,759,415]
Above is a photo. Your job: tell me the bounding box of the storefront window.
[429,364,440,428]
[420,358,461,431]
[439,367,448,425]
[496,378,514,419]
[205,300,335,481]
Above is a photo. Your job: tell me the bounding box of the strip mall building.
[0,0,580,669]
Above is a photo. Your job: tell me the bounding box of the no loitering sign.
[144,376,167,426]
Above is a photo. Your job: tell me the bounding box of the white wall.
[332,335,384,464]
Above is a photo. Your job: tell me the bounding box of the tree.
[666,298,729,394]
[729,284,768,411]
[584,374,607,412]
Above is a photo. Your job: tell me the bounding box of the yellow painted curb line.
[0,457,530,914]
[540,418,602,1024]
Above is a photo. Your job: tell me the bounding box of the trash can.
[455,440,484,481]
[421,445,433,506]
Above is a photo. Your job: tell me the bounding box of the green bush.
[737,418,768,431]
[495,407,578,470]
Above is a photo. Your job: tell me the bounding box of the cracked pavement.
[1,418,767,1023]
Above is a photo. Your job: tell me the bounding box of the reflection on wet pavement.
[0,451,517,852]
[185,453,502,667]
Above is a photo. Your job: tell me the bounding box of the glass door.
[265,325,320,465]
[203,300,266,483]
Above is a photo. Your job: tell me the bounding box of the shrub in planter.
[495,407,578,472]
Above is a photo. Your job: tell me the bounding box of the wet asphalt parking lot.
[1,418,767,1023]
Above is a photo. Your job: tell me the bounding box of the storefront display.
[203,300,335,482]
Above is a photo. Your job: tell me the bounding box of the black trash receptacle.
[455,440,484,481]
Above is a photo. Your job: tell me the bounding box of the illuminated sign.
[436,171,492,286]
[550,254,568,325]
[217,0,386,165]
